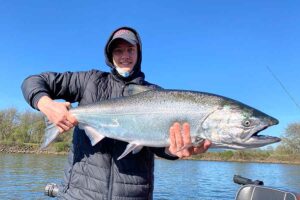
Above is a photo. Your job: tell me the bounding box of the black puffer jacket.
[21,27,177,200]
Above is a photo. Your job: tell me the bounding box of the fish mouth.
[243,126,281,148]
[243,116,280,147]
[269,117,279,126]
[251,126,268,137]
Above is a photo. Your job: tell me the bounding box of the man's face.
[112,40,138,72]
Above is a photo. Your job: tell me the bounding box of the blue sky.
[0,0,299,141]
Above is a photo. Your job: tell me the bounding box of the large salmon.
[42,85,280,159]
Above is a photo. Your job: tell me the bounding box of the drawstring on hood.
[104,27,143,81]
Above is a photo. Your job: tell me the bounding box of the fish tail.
[40,122,60,150]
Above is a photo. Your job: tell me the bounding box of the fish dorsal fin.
[78,123,105,146]
[123,84,156,96]
[117,142,144,160]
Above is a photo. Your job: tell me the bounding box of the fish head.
[199,101,280,149]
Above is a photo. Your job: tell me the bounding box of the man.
[22,27,211,200]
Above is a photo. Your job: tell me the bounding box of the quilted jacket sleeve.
[21,70,101,110]
[149,147,179,160]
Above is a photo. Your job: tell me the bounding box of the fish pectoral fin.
[41,122,60,150]
[175,138,205,153]
[117,142,143,160]
[175,144,193,153]
[78,123,105,146]
[192,137,205,147]
[132,145,144,154]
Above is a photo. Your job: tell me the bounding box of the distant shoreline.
[0,144,68,155]
[1,144,300,165]
[186,156,300,165]
[188,152,300,165]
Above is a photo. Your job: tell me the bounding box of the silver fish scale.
[70,90,223,147]
[42,89,280,150]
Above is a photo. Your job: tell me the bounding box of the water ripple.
[1,154,299,199]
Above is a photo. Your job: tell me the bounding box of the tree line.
[0,108,71,150]
[0,108,45,144]
[0,107,299,155]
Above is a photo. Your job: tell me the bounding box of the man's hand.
[37,96,78,133]
[167,122,211,158]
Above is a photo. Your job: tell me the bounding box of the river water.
[0,153,299,200]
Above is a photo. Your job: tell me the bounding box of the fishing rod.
[266,66,300,112]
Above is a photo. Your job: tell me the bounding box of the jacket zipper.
[108,84,125,199]
[107,140,116,199]
[64,143,77,192]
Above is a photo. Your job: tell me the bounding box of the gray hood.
[104,27,143,81]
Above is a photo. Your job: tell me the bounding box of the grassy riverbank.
[191,150,300,165]
[1,143,300,164]
[0,142,69,155]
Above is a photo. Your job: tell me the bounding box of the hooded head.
[105,27,143,80]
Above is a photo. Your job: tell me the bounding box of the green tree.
[15,110,45,143]
[0,108,46,144]
[0,108,19,142]
[278,122,300,154]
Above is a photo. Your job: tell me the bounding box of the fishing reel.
[45,183,59,197]
[233,175,264,186]
[234,175,299,200]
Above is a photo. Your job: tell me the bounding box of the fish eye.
[242,119,252,127]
